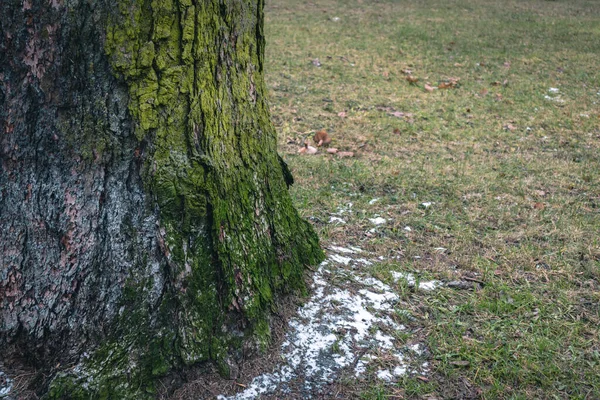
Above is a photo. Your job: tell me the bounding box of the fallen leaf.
[454,62,464,67]
[393,128,401,135]
[326,148,338,154]
[406,75,419,84]
[533,202,545,210]
[401,68,413,75]
[390,111,405,118]
[503,79,509,86]
[337,151,354,157]
[438,81,453,89]
[479,88,489,96]
[534,190,546,197]
[504,123,517,131]
[494,93,503,101]
[424,84,435,92]
[313,130,332,146]
[337,111,347,118]
[382,71,389,78]
[299,142,318,155]
[503,61,511,68]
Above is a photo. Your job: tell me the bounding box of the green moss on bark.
[47,0,323,396]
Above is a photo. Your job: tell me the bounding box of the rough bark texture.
[0,0,323,397]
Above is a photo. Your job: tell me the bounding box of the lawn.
[265,0,600,398]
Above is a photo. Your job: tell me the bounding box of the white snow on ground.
[329,245,361,254]
[391,271,442,291]
[369,217,387,225]
[220,247,436,399]
[369,198,380,205]
[0,370,13,398]
[329,216,346,224]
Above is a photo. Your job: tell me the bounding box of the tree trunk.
[0,0,323,397]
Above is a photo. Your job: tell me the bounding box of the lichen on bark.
[43,0,323,397]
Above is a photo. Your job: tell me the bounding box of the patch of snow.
[329,254,352,265]
[548,87,559,93]
[334,202,353,215]
[391,271,441,291]
[0,370,13,398]
[369,217,387,225]
[544,95,565,103]
[377,369,393,381]
[369,198,380,205]
[404,226,412,232]
[329,216,346,224]
[330,246,358,254]
[222,249,431,399]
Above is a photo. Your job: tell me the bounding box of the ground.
[3,0,598,398]
[202,0,599,398]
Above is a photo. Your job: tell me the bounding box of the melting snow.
[220,247,434,399]
[329,246,359,254]
[369,217,387,225]
[391,271,441,291]
[329,216,346,224]
[0,370,13,398]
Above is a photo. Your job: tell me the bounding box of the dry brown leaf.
[406,75,419,84]
[494,93,503,101]
[337,151,354,158]
[382,71,389,78]
[424,84,435,92]
[491,81,501,86]
[326,148,338,154]
[438,81,453,89]
[480,88,489,96]
[533,202,545,210]
[313,130,332,146]
[504,123,517,131]
[393,128,401,135]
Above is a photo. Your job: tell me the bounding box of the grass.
[264,0,600,398]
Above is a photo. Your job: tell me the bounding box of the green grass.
[265,0,600,398]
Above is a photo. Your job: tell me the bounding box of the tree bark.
[0,0,323,397]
